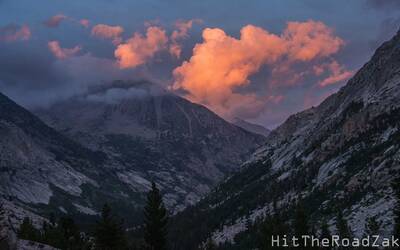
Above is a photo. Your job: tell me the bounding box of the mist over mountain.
[34,80,264,212]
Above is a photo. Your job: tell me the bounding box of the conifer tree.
[336,210,352,240]
[202,238,217,250]
[336,210,353,250]
[94,203,127,250]
[294,203,309,248]
[259,209,288,250]
[0,203,9,249]
[143,182,168,250]
[363,216,380,250]
[59,217,83,249]
[392,177,400,242]
[18,217,40,241]
[319,219,331,250]
[364,216,380,236]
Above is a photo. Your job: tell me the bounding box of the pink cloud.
[43,14,67,28]
[48,41,81,59]
[114,26,168,68]
[0,24,31,42]
[283,21,344,61]
[318,60,354,87]
[91,24,124,45]
[79,19,90,28]
[172,20,346,118]
[169,19,202,58]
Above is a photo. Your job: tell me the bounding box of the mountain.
[232,118,270,137]
[0,81,264,245]
[168,30,400,249]
[0,91,115,245]
[34,80,265,212]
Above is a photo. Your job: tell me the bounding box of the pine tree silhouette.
[202,238,217,250]
[393,178,400,242]
[294,203,309,249]
[0,203,9,249]
[259,211,287,250]
[94,203,127,250]
[143,182,168,250]
[363,216,380,250]
[319,219,331,250]
[18,217,40,241]
[336,210,353,250]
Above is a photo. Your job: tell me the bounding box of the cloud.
[91,24,124,45]
[114,26,168,68]
[169,19,201,58]
[0,43,140,108]
[0,24,31,42]
[365,0,400,10]
[43,14,67,28]
[79,19,90,28]
[283,21,344,61]
[172,20,346,118]
[318,60,354,87]
[86,87,148,104]
[48,41,81,59]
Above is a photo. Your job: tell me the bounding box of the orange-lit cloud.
[80,19,90,28]
[318,60,354,87]
[169,19,201,58]
[173,20,346,118]
[283,21,344,61]
[48,41,81,59]
[114,26,168,68]
[44,14,67,28]
[91,24,124,45]
[0,24,31,42]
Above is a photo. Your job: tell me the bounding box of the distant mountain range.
[232,117,270,137]
[167,29,400,249]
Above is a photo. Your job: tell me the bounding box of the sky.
[0,0,399,128]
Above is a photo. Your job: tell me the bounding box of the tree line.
[1,177,400,250]
[8,182,171,250]
[255,178,400,250]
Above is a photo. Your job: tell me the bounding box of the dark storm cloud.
[0,45,68,89]
[0,43,143,108]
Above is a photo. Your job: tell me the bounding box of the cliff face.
[167,30,400,249]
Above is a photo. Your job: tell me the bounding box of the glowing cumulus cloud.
[169,19,202,58]
[114,26,168,68]
[173,20,347,118]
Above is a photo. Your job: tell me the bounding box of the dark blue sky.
[0,0,399,127]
